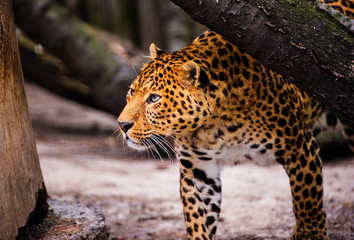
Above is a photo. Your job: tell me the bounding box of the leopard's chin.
[126,137,149,151]
[126,135,163,151]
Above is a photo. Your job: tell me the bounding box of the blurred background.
[13,1,353,239]
[52,0,204,52]
[15,0,206,115]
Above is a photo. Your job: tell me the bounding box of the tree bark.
[170,0,354,128]
[13,0,142,115]
[0,1,48,239]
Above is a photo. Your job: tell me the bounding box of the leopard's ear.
[182,61,200,80]
[149,43,164,59]
[181,61,210,88]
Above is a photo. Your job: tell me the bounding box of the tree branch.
[170,0,354,127]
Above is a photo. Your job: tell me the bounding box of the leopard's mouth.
[125,136,149,151]
[125,134,162,151]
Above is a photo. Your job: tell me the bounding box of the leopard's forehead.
[133,54,187,90]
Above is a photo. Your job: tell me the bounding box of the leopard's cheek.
[145,107,170,135]
[156,111,198,135]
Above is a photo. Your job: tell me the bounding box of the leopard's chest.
[180,135,277,167]
[178,123,277,167]
[216,142,276,167]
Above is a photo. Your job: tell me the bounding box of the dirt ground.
[25,82,353,240]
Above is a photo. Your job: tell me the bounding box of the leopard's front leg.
[178,150,222,240]
[281,130,328,240]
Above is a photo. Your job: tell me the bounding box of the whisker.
[113,129,121,141]
[148,139,159,160]
[113,129,126,152]
[151,144,163,161]
[160,137,176,152]
[120,134,127,152]
[150,136,166,159]
[151,133,177,162]
[152,134,176,157]
[151,135,174,161]
[141,139,149,159]
[150,129,182,146]
[142,138,154,160]
[113,128,121,136]
[146,138,161,160]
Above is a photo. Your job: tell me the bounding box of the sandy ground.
[25,82,354,240]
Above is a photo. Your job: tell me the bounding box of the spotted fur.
[118,31,337,240]
[323,0,354,19]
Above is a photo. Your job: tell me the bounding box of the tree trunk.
[136,0,166,50]
[170,0,354,128]
[13,0,142,115]
[0,1,48,239]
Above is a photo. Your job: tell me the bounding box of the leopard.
[117,31,352,240]
[322,0,354,19]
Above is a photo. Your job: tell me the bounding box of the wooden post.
[0,0,48,239]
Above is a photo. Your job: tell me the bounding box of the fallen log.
[13,0,144,115]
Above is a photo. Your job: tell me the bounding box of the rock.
[17,198,109,240]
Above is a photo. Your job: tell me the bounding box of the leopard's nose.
[118,121,134,133]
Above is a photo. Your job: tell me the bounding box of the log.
[0,0,48,239]
[13,0,142,115]
[170,0,354,128]
[18,32,95,107]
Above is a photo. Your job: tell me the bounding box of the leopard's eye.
[147,94,161,103]
[129,88,135,96]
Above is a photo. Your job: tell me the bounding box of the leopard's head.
[117,44,211,150]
